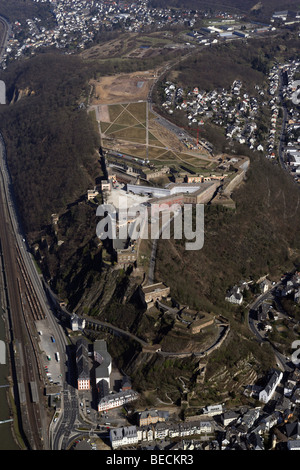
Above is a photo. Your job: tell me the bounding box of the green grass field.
[100,101,214,172]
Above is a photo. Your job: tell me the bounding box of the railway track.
[16,243,46,322]
[0,147,47,449]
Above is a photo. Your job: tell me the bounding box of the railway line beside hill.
[0,135,48,449]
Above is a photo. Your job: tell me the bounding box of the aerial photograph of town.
[0,0,300,459]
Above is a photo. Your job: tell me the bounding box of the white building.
[202,404,223,416]
[225,286,243,305]
[98,389,138,412]
[259,370,283,404]
[94,340,112,388]
[70,313,86,331]
[87,188,99,200]
[110,426,138,449]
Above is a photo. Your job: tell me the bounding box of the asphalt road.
[247,277,295,373]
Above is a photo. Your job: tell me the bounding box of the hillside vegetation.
[155,152,300,310]
[0,0,54,24]
[153,32,300,314]
[0,21,299,401]
[0,53,100,236]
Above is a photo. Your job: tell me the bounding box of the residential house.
[246,432,265,450]
[110,426,138,449]
[98,389,138,412]
[260,411,282,431]
[121,376,132,392]
[222,410,239,426]
[285,421,300,440]
[101,180,111,192]
[137,426,154,442]
[236,408,261,435]
[154,422,170,440]
[257,302,269,322]
[284,377,297,397]
[168,423,180,438]
[275,395,293,421]
[259,279,272,293]
[225,286,243,305]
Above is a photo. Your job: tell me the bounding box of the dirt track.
[90,70,157,104]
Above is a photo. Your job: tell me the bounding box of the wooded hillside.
[0,0,54,24]
[0,53,100,235]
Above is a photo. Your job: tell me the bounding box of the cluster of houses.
[266,60,300,168]
[2,0,232,65]
[109,366,300,450]
[225,285,244,305]
[162,55,299,167]
[225,277,274,306]
[226,271,300,306]
[110,418,213,449]
[3,0,297,68]
[266,65,281,159]
[279,61,300,179]
[276,271,300,302]
[162,78,266,153]
[110,407,215,449]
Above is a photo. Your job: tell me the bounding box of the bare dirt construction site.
[90,70,157,105]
